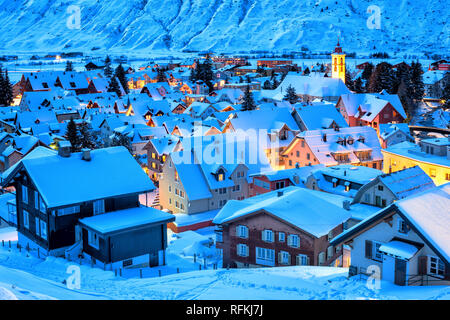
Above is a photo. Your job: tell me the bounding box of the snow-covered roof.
[79,206,174,235]
[379,240,420,260]
[293,103,348,130]
[253,165,325,186]
[318,165,382,185]
[423,70,447,85]
[147,135,180,156]
[213,186,351,238]
[277,73,351,98]
[226,108,299,133]
[379,166,436,199]
[331,183,450,264]
[293,126,383,166]
[2,147,155,208]
[382,141,450,168]
[395,183,450,263]
[339,92,407,121]
[170,150,213,201]
[379,123,411,140]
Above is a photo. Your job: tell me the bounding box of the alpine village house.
[1,143,175,269]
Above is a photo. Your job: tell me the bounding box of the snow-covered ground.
[1,227,449,300]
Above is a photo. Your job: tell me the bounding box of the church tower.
[331,38,346,83]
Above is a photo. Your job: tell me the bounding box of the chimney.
[82,148,91,161]
[322,133,327,142]
[58,141,72,158]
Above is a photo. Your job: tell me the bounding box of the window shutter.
[278,252,282,264]
[287,235,291,246]
[261,230,265,241]
[365,240,373,259]
[236,226,239,236]
[296,255,300,266]
[306,256,310,266]
[286,253,291,265]
[245,226,248,238]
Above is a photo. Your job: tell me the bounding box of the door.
[394,258,407,286]
[375,196,381,207]
[382,254,395,283]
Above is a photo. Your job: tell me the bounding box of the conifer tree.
[65,60,74,71]
[189,68,196,82]
[79,122,97,150]
[115,63,129,94]
[345,71,355,91]
[283,85,298,104]
[241,85,256,111]
[156,68,167,83]
[303,67,310,75]
[353,78,364,93]
[367,62,395,93]
[104,55,113,78]
[397,78,416,121]
[440,74,450,109]
[263,80,272,90]
[111,132,133,154]
[272,78,280,89]
[0,67,13,106]
[107,76,122,97]
[393,62,411,94]
[65,118,82,152]
[361,63,374,81]
[410,61,425,100]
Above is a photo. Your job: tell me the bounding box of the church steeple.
[331,37,346,83]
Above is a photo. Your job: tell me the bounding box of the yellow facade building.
[381,139,450,186]
[331,39,346,83]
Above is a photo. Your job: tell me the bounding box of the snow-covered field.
[1,227,449,300]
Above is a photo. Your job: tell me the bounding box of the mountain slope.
[0,0,447,54]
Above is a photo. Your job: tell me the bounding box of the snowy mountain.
[0,0,448,55]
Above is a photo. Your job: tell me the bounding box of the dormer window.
[347,137,354,145]
[358,136,365,144]
[70,82,76,88]
[217,168,225,181]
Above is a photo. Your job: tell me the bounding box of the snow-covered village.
[0,0,449,305]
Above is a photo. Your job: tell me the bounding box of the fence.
[407,274,450,286]
[1,240,222,280]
